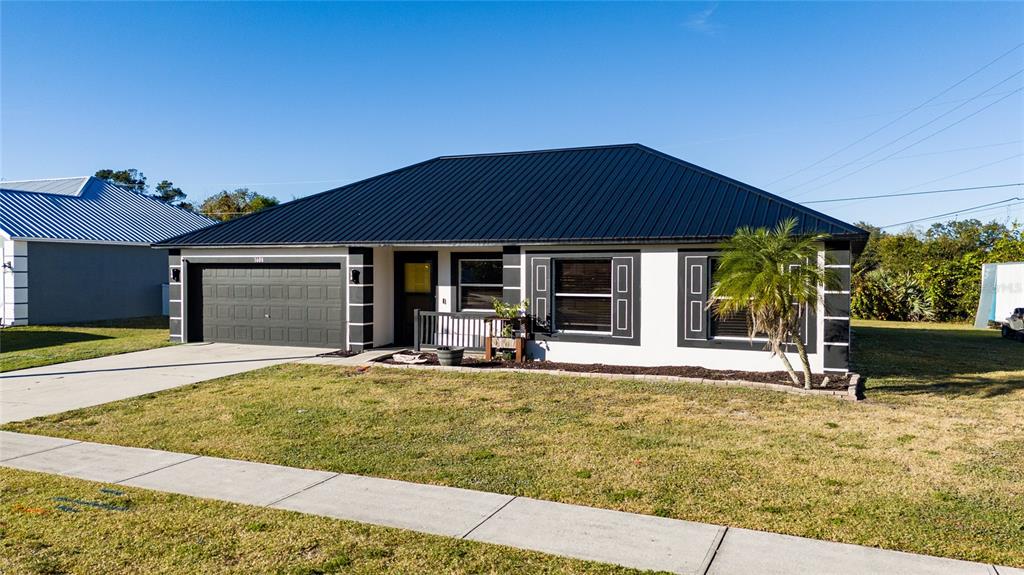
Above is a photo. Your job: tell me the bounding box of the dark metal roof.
[159,144,867,247]
[1,176,214,244]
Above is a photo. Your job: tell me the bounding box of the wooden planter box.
[484,335,526,362]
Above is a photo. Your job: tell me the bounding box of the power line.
[766,42,1024,187]
[794,87,1023,197]
[784,67,1024,197]
[881,197,1024,229]
[803,152,1023,205]
[809,139,1022,170]
[804,182,1023,204]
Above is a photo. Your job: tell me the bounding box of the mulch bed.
[376,352,850,389]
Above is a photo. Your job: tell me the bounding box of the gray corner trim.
[349,303,374,324]
[823,343,850,370]
[349,285,373,304]
[502,266,521,289]
[824,318,850,343]
[349,266,373,286]
[349,323,373,344]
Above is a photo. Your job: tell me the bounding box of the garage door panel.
[192,264,345,348]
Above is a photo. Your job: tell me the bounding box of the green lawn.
[0,468,640,575]
[5,321,1023,568]
[0,317,171,372]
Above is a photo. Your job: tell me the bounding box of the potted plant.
[487,299,529,361]
[436,346,464,366]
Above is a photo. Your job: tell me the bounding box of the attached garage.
[185,263,345,347]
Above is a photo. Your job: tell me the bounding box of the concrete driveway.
[0,342,332,424]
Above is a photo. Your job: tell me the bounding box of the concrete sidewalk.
[2,431,1018,575]
[0,343,332,423]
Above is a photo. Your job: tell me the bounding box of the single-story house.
[157,144,867,375]
[0,176,213,326]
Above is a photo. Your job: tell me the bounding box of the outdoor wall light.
[1,262,13,271]
[170,268,181,282]
[350,269,361,284]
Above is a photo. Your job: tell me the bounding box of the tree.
[199,188,280,222]
[154,180,184,203]
[95,169,147,194]
[95,169,193,210]
[710,218,836,389]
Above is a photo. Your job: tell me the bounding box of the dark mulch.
[376,352,850,389]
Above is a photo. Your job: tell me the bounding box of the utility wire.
[784,67,1024,197]
[881,197,1024,228]
[809,139,1022,170]
[803,152,1023,205]
[766,42,1024,187]
[794,87,1024,197]
[804,182,1023,204]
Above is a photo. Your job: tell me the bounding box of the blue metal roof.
[160,144,867,247]
[0,176,214,244]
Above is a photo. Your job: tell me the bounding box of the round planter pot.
[436,348,465,366]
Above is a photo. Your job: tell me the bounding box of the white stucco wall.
[525,245,827,373]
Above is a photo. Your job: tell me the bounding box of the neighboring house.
[0,176,213,326]
[158,144,868,375]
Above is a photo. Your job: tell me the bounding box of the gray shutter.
[531,257,552,333]
[683,255,709,340]
[611,256,634,338]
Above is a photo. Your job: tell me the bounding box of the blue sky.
[2,1,1022,230]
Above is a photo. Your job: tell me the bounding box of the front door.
[394,251,437,345]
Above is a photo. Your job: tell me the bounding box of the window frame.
[677,248,816,352]
[552,257,614,335]
[456,257,503,313]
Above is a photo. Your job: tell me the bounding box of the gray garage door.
[189,264,345,347]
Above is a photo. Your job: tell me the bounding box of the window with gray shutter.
[682,254,709,340]
[526,252,640,345]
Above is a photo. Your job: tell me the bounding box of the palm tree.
[710,218,837,389]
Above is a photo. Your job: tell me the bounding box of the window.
[554,259,612,332]
[708,259,767,340]
[458,259,502,311]
[404,263,432,294]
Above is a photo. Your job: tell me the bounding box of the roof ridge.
[631,144,867,236]
[0,175,89,185]
[437,143,641,160]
